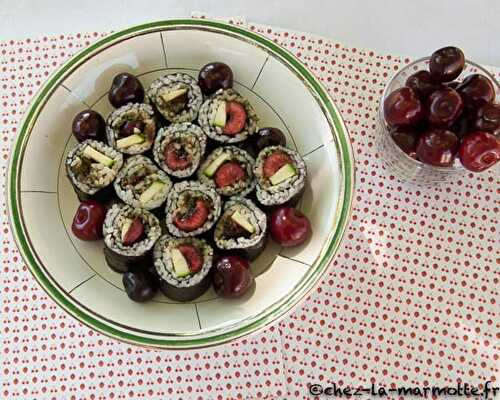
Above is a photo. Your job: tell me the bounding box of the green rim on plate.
[7,19,355,349]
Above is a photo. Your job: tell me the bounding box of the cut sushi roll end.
[106,103,157,155]
[114,155,172,210]
[147,73,203,123]
[103,204,161,273]
[165,181,222,237]
[153,123,206,178]
[254,145,307,207]
[214,197,267,260]
[66,139,124,201]
[154,235,213,302]
[198,89,258,144]
[198,146,255,197]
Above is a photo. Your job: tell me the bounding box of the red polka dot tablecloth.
[1,15,499,400]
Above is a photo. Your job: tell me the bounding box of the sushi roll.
[198,145,255,197]
[114,155,172,210]
[66,139,124,202]
[214,197,267,260]
[106,103,157,155]
[103,204,161,273]
[198,89,258,144]
[153,235,213,301]
[146,73,203,123]
[153,122,206,178]
[254,145,307,207]
[165,181,222,237]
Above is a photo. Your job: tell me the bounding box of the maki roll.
[103,204,161,273]
[198,89,258,144]
[153,122,206,178]
[198,145,255,197]
[146,73,203,123]
[165,181,222,237]
[106,103,157,155]
[153,235,213,301]
[66,139,124,202]
[114,155,172,210]
[214,197,267,260]
[254,145,307,207]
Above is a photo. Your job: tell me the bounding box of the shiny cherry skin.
[429,46,465,83]
[384,87,424,127]
[72,110,106,142]
[405,70,441,99]
[450,113,472,140]
[459,131,500,172]
[472,103,500,132]
[213,255,254,298]
[71,200,106,241]
[108,73,144,108]
[270,207,312,247]
[122,270,157,302]
[426,87,463,127]
[198,62,233,95]
[416,129,459,167]
[391,129,418,158]
[252,127,287,153]
[457,74,495,110]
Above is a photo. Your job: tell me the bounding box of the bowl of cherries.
[379,46,500,184]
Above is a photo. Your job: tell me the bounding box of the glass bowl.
[377,57,500,185]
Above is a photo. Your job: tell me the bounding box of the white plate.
[7,19,354,349]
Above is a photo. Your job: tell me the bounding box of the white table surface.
[0,0,499,66]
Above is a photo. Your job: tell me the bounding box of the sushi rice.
[114,155,172,210]
[106,103,157,155]
[165,181,222,237]
[197,145,256,197]
[146,73,203,123]
[153,122,206,178]
[214,197,267,259]
[103,204,161,272]
[66,139,124,196]
[198,89,258,144]
[153,235,213,301]
[254,145,307,206]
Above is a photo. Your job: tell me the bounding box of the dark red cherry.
[72,110,106,142]
[253,127,287,153]
[122,270,157,302]
[457,74,495,110]
[429,46,465,83]
[213,254,253,298]
[71,200,106,241]
[405,70,441,98]
[472,103,500,132]
[426,88,463,127]
[384,87,424,127]
[198,62,233,95]
[416,129,459,167]
[108,73,144,108]
[391,129,419,158]
[269,207,312,247]
[450,113,472,140]
[459,131,500,172]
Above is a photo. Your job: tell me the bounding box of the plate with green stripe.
[7,19,354,349]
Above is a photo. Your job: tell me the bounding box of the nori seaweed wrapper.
[153,235,213,302]
[102,204,161,273]
[213,197,267,261]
